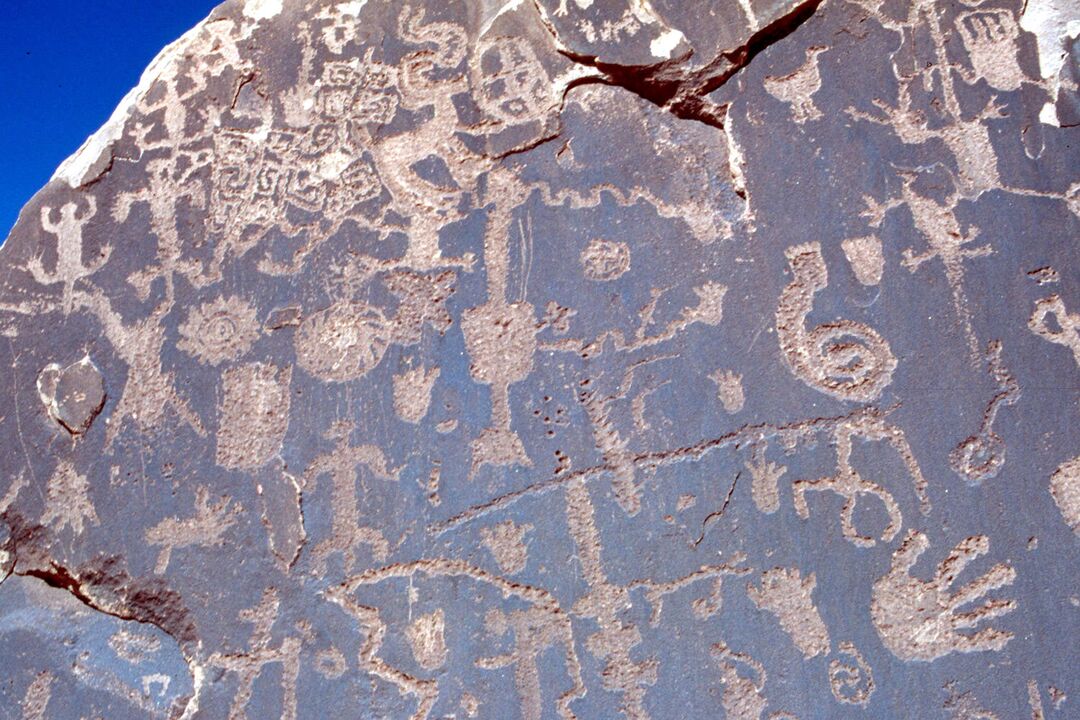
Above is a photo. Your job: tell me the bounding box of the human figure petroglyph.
[764,46,828,124]
[114,150,210,299]
[302,420,397,575]
[828,642,874,706]
[863,170,993,360]
[478,605,586,720]
[29,197,109,315]
[871,530,1017,662]
[145,486,240,574]
[72,289,204,445]
[777,242,897,402]
[40,459,98,536]
[746,567,831,659]
[207,589,302,720]
[564,478,657,719]
[1029,294,1080,367]
[949,341,1021,483]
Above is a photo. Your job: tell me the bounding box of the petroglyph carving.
[746,444,785,515]
[949,341,1020,483]
[145,486,240,574]
[295,301,391,383]
[956,9,1026,92]
[407,609,448,670]
[20,671,53,720]
[629,556,751,626]
[2,0,1077,715]
[1049,455,1080,535]
[462,303,537,476]
[259,468,306,570]
[828,642,874,706]
[36,355,106,435]
[480,520,532,574]
[393,366,440,424]
[208,589,302,720]
[109,630,162,665]
[565,479,656,718]
[478,605,585,720]
[711,642,793,720]
[841,236,884,286]
[747,567,831,659]
[764,46,827,124]
[1029,294,1080,367]
[709,369,745,414]
[473,37,556,126]
[75,291,204,445]
[216,362,292,470]
[40,460,98,535]
[303,421,398,575]
[581,238,631,281]
[792,410,907,547]
[30,197,109,314]
[777,242,896,402]
[872,530,1017,662]
[864,171,993,359]
[177,296,260,366]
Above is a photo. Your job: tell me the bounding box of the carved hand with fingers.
[871,530,1016,662]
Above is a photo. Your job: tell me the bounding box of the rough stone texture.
[0,0,1077,717]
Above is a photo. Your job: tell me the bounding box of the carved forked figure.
[30,197,110,314]
[477,606,584,720]
[207,589,302,720]
[871,530,1016,662]
[776,242,897,402]
[302,420,399,575]
[792,415,905,547]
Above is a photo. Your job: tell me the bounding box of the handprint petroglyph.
[871,530,1017,662]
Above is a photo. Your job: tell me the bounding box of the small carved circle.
[177,296,260,366]
[581,239,631,282]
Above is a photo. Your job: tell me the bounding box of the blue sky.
[1,1,219,241]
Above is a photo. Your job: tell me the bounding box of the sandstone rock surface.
[1,0,1078,717]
